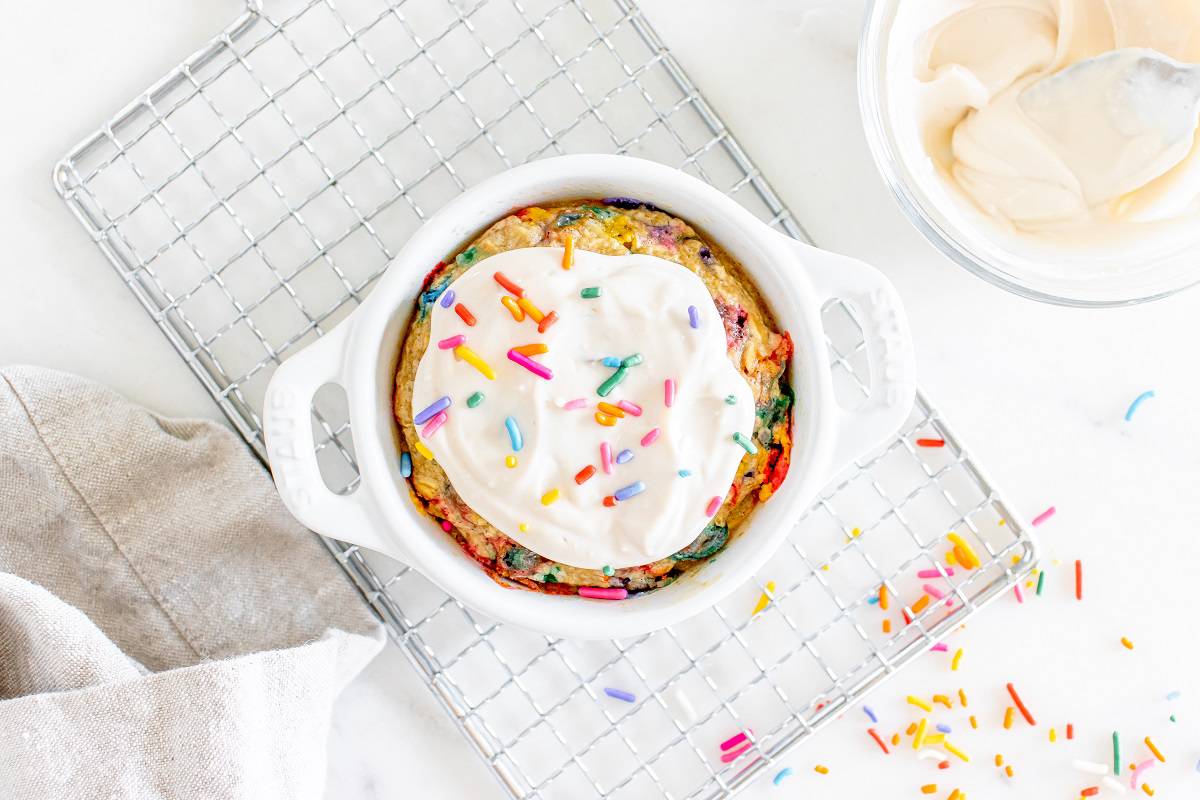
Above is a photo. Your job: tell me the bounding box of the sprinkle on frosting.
[688,305,700,329]
[507,349,553,380]
[493,271,524,297]
[504,416,523,452]
[454,345,495,380]
[517,296,545,323]
[439,289,455,308]
[597,402,625,418]
[733,431,758,455]
[617,400,642,416]
[437,335,465,350]
[414,396,451,425]
[614,481,646,501]
[595,412,618,427]
[467,391,484,408]
[597,366,628,397]
[541,489,560,506]
[454,303,476,326]
[640,428,661,447]
[581,287,602,299]
[505,455,517,468]
[664,378,676,408]
[501,295,524,321]
[615,449,634,465]
[421,410,448,438]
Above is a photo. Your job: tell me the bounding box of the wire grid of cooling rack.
[54,0,1036,797]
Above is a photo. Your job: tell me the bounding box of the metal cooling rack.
[54,0,1036,797]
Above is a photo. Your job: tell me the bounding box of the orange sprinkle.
[938,760,950,770]
[912,595,931,614]
[906,722,918,736]
[454,303,477,326]
[994,754,1003,767]
[945,550,958,566]
[512,343,548,356]
[879,584,889,610]
[883,619,892,633]
[574,465,596,485]
[932,694,952,709]
[891,733,901,746]
[602,496,616,507]
[1075,559,1083,600]
[1143,784,1155,796]
[501,295,525,321]
[1145,736,1166,763]
[1006,683,1036,725]
[537,310,559,334]
[969,715,978,729]
[958,688,968,707]
[1003,707,1015,730]
[921,785,938,795]
[562,235,575,269]
[517,296,545,323]
[867,728,890,754]
[493,271,525,297]
[1066,723,1074,740]
[1121,637,1134,650]
[947,533,980,568]
[596,402,626,418]
[814,765,829,775]
[947,791,961,800]
[1004,765,1014,778]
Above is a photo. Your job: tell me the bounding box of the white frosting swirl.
[410,247,755,569]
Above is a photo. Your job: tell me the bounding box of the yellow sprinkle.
[943,739,970,762]
[948,533,981,568]
[958,688,968,707]
[541,489,560,506]
[562,235,575,270]
[597,402,626,418]
[453,344,496,380]
[518,522,528,532]
[505,455,517,469]
[951,648,964,671]
[945,550,958,566]
[920,785,937,795]
[924,733,945,745]
[523,206,553,222]
[1143,783,1155,796]
[1121,636,1135,650]
[968,715,977,729]
[998,518,1007,526]
[879,584,889,610]
[821,564,829,571]
[814,765,829,775]
[1011,554,1021,565]
[1145,736,1166,763]
[414,441,434,460]
[913,717,929,750]
[517,296,545,323]
[1003,707,1014,729]
[751,581,776,616]
[902,695,931,714]
[594,412,618,427]
[501,295,525,322]
[1049,727,1057,743]
[513,343,547,356]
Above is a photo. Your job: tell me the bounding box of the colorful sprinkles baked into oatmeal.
[393,200,793,596]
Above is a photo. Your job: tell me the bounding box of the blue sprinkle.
[614,481,645,501]
[1124,390,1155,421]
[772,767,794,786]
[616,449,634,465]
[414,395,451,425]
[1194,758,1200,773]
[688,305,700,329]
[863,705,878,723]
[1168,690,1182,701]
[439,288,456,308]
[867,596,880,605]
[677,469,692,478]
[504,416,523,452]
[603,687,636,703]
[601,356,622,368]
[400,452,412,478]
[936,723,952,734]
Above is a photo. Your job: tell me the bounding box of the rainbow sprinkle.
[622,353,643,367]
[414,396,451,425]
[725,394,737,405]
[562,398,588,410]
[705,496,721,516]
[678,469,692,477]
[597,402,626,418]
[664,378,676,407]
[597,367,628,397]
[616,400,642,416]
[454,303,476,326]
[516,296,545,323]
[437,334,466,350]
[505,455,517,469]
[501,295,525,321]
[421,410,448,437]
[575,465,595,485]
[541,489,560,506]
[579,586,627,600]
[640,428,661,447]
[580,286,602,299]
[507,349,553,380]
[595,412,618,427]
[613,482,645,501]
[513,343,548,356]
[615,449,634,464]
[772,768,794,786]
[504,416,523,451]
[454,345,496,380]
[439,289,456,308]
[603,687,634,702]
[493,271,524,297]
[1125,390,1155,421]
[733,432,758,455]
[466,391,484,408]
[399,452,411,477]
[600,442,613,474]
[688,305,700,328]
[562,236,575,270]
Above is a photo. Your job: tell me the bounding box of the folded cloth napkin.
[0,366,384,799]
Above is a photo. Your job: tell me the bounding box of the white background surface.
[3,1,1199,798]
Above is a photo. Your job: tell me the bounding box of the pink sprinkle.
[705,496,721,516]
[440,520,453,532]
[923,583,946,600]
[437,334,466,350]
[562,398,587,410]
[421,410,448,438]
[664,378,676,407]
[600,442,613,475]
[720,729,754,751]
[931,643,948,653]
[617,400,643,417]
[578,586,628,600]
[917,567,955,579]
[1013,584,1024,603]
[720,743,752,763]
[1031,506,1056,526]
[507,349,553,380]
[1131,758,1155,789]
[640,428,661,447]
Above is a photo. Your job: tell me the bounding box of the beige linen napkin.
[0,366,384,799]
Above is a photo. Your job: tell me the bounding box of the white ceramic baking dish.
[263,155,915,640]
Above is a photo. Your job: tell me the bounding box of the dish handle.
[782,236,917,473]
[263,321,391,554]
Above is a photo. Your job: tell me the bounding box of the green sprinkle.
[732,432,758,455]
[621,353,643,368]
[542,572,557,584]
[555,211,584,227]
[581,287,602,299]
[1170,714,1177,722]
[456,246,478,266]
[597,366,628,397]
[467,391,484,408]
[602,565,614,576]
[1113,731,1121,775]
[724,394,737,405]
[1035,570,1045,596]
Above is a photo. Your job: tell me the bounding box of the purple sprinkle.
[698,246,713,264]
[614,481,645,501]
[414,395,451,425]
[603,687,636,703]
[688,305,700,329]
[615,449,634,465]
[863,705,878,723]
[935,723,952,734]
[439,288,456,308]
[602,197,666,214]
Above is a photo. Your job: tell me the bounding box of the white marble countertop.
[4,1,1200,797]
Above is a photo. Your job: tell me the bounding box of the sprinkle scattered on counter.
[602,687,635,703]
[1031,506,1056,526]
[1121,636,1135,650]
[750,582,775,616]
[772,767,793,785]
[1124,389,1155,421]
[916,438,945,447]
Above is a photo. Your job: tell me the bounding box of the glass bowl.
[858,0,1200,307]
